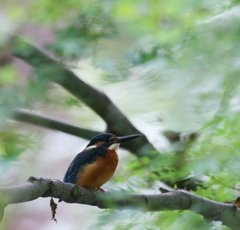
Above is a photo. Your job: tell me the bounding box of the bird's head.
[86,133,142,151]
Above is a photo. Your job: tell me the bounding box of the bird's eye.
[103,137,108,141]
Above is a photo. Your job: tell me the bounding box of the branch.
[12,111,203,191]
[1,177,240,229]
[12,110,145,151]
[12,39,155,156]
[12,110,100,139]
[11,39,204,191]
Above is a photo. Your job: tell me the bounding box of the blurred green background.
[1,0,240,229]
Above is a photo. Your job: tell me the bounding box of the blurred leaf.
[0,128,34,163]
[3,0,240,229]
[46,8,116,59]
[64,97,82,108]
[0,65,17,86]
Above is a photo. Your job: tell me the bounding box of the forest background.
[1,0,240,229]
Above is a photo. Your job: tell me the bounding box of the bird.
[63,133,142,194]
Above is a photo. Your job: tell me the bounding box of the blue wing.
[63,147,105,184]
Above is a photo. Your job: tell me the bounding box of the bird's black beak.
[113,134,142,143]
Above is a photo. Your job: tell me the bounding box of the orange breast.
[76,149,119,189]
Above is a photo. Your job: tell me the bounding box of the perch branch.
[0,177,240,229]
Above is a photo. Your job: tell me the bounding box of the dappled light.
[1,0,240,229]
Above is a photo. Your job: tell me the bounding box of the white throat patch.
[108,143,120,151]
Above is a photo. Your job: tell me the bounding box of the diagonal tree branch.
[12,110,147,151]
[12,110,100,139]
[12,39,154,156]
[12,110,203,190]
[1,177,240,229]
[11,39,201,191]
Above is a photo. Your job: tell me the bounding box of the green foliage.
[0,128,34,167]
[2,0,240,229]
[0,65,17,86]
[46,10,116,59]
[92,209,227,230]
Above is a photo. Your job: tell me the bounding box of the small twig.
[50,198,57,223]
[159,187,170,193]
[211,176,240,191]
[0,201,6,222]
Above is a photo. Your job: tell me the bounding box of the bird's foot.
[96,187,106,193]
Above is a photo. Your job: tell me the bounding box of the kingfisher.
[63,133,142,194]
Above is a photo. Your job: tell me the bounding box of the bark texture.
[0,177,240,229]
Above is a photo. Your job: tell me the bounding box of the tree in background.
[1,0,240,229]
